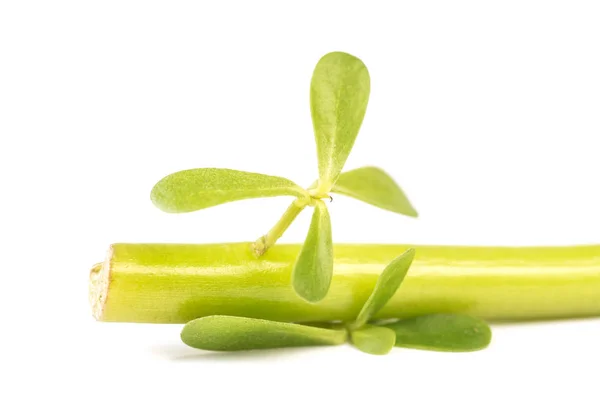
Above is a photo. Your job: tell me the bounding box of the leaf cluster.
[152,52,493,356]
[151,52,417,302]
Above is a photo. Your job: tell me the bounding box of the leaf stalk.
[253,198,308,256]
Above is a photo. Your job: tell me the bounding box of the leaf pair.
[150,166,416,217]
[151,52,418,303]
[180,249,492,355]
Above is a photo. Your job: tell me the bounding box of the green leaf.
[350,325,396,355]
[382,314,492,352]
[311,52,370,190]
[181,315,347,351]
[151,168,307,213]
[350,248,415,329]
[292,200,333,303]
[332,167,418,217]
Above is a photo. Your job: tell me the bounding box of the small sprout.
[349,325,397,356]
[381,314,492,352]
[151,51,418,302]
[349,248,415,330]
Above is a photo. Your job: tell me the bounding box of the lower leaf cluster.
[181,314,491,355]
[180,249,492,355]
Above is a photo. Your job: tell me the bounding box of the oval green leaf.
[311,52,370,191]
[181,315,347,351]
[332,166,418,217]
[350,248,415,330]
[350,325,396,355]
[382,314,492,352]
[292,201,333,303]
[151,168,307,213]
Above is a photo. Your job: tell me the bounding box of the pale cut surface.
[88,246,113,321]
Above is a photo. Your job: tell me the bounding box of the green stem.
[252,199,307,256]
[90,243,600,324]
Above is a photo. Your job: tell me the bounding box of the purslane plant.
[180,249,492,354]
[90,51,600,358]
[150,52,417,302]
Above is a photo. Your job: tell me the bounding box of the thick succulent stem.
[90,243,600,324]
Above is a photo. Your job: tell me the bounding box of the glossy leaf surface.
[350,325,396,355]
[292,201,333,303]
[383,314,492,352]
[151,168,306,213]
[311,52,370,190]
[181,315,347,351]
[351,248,415,329]
[332,167,418,217]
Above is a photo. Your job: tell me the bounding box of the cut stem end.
[88,247,113,321]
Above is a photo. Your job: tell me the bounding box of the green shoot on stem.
[150,52,418,302]
[349,248,415,330]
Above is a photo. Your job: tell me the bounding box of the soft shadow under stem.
[151,343,341,362]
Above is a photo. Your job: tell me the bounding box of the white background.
[2,1,599,399]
